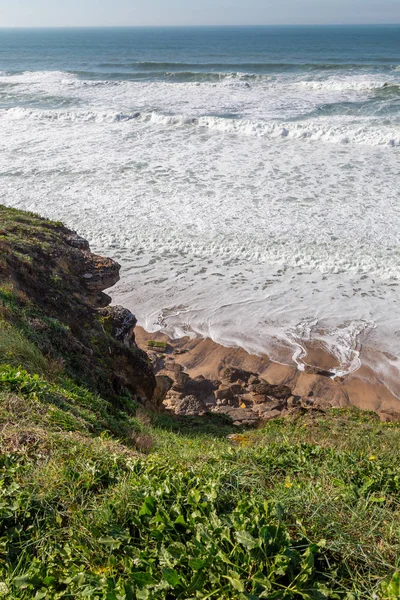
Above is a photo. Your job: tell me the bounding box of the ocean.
[0,26,399,386]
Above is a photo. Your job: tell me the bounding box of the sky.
[0,0,399,27]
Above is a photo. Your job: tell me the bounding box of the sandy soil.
[135,326,400,421]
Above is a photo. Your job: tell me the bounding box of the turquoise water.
[0,26,399,385]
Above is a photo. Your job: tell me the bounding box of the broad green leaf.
[131,572,156,587]
[139,497,156,517]
[13,575,32,589]
[98,536,122,549]
[174,514,186,526]
[188,489,201,504]
[188,558,207,571]
[235,530,258,550]
[162,568,181,587]
[225,570,245,592]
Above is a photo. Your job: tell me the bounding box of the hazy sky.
[0,0,399,27]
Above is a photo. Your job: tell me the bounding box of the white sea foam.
[0,69,399,385]
[296,75,393,92]
[2,68,398,122]
[1,107,399,147]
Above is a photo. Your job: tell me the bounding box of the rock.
[304,365,335,378]
[287,396,301,409]
[175,395,207,416]
[203,394,217,408]
[252,380,292,400]
[258,408,283,421]
[253,399,282,412]
[147,351,164,372]
[301,397,315,408]
[220,367,255,384]
[185,375,219,397]
[162,367,220,404]
[250,394,265,404]
[93,292,112,308]
[65,232,90,250]
[215,386,235,401]
[300,397,330,412]
[80,254,120,293]
[251,394,280,406]
[213,406,259,426]
[230,383,244,394]
[379,411,400,423]
[171,371,190,393]
[163,360,184,374]
[313,398,333,410]
[152,375,173,408]
[98,305,137,345]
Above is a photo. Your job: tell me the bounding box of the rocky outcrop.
[98,305,137,345]
[151,375,174,410]
[143,345,332,426]
[0,205,156,407]
[175,395,208,416]
[250,381,292,400]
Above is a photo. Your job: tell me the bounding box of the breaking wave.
[2,106,399,147]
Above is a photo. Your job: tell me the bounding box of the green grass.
[0,323,56,378]
[1,390,400,598]
[1,205,400,598]
[147,340,168,350]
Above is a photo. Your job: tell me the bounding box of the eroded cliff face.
[0,205,156,405]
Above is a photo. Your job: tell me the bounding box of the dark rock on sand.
[252,380,292,400]
[175,395,208,416]
[304,365,335,378]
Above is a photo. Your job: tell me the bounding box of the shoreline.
[135,325,400,421]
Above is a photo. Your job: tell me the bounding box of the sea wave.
[1,68,399,97]
[1,64,399,87]
[97,60,400,72]
[2,106,399,147]
[297,79,400,93]
[68,70,263,83]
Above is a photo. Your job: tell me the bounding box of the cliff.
[0,205,156,409]
[0,205,399,600]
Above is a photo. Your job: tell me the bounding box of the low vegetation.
[0,206,399,599]
[147,340,169,350]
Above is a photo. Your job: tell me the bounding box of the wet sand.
[135,327,400,421]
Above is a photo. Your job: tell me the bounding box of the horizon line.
[0,23,399,29]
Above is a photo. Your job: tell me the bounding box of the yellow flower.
[93,566,112,575]
[369,455,376,461]
[285,481,293,489]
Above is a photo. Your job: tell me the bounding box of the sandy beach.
[136,326,400,421]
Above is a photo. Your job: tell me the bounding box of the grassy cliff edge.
[0,205,399,599]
